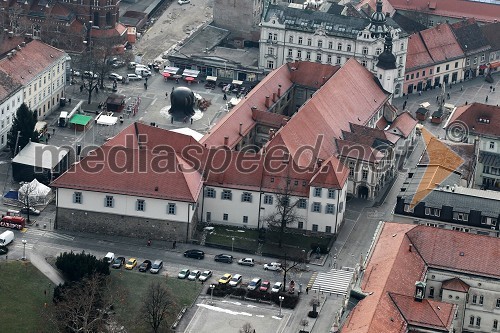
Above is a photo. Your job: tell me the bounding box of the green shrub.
[55,251,110,282]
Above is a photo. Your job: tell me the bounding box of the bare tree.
[239,322,255,333]
[19,181,38,224]
[262,176,305,248]
[142,281,175,333]
[49,274,116,333]
[280,252,301,290]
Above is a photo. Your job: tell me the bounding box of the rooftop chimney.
[272,92,277,103]
[224,136,229,147]
[239,123,243,136]
[277,84,282,98]
[265,96,270,108]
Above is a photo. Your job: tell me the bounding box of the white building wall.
[24,56,66,120]
[57,188,193,223]
[0,88,23,149]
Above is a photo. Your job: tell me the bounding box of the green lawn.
[111,269,203,333]
[0,261,55,333]
[204,226,259,252]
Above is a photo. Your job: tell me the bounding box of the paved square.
[184,299,291,333]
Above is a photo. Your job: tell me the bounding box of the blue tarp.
[3,191,18,200]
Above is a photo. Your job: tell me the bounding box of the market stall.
[205,76,217,89]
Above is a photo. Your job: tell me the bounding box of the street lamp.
[209,284,215,305]
[278,295,284,317]
[22,239,27,260]
[231,237,234,252]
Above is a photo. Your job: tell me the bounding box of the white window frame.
[167,203,176,215]
[136,199,145,212]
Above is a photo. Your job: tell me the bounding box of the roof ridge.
[426,298,449,328]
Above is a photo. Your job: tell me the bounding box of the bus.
[0,216,26,230]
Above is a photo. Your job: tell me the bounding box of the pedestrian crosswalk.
[25,229,75,241]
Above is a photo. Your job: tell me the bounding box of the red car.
[260,281,271,292]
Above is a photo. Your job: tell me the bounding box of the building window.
[494,320,498,330]
[337,43,342,51]
[307,38,312,46]
[362,169,368,180]
[223,213,228,221]
[473,57,477,65]
[314,188,322,197]
[404,204,414,213]
[316,53,322,62]
[326,204,335,214]
[325,226,332,233]
[268,32,272,40]
[375,48,382,55]
[453,212,469,221]
[479,295,483,305]
[167,203,176,215]
[268,47,274,55]
[347,44,351,52]
[425,207,441,217]
[472,294,477,304]
[241,192,253,203]
[349,167,354,177]
[222,190,232,200]
[490,141,495,149]
[328,189,336,199]
[205,188,216,198]
[289,35,293,43]
[470,316,475,326]
[306,52,311,60]
[298,199,307,209]
[73,192,82,204]
[297,50,302,59]
[312,224,318,232]
[206,212,211,222]
[429,287,434,298]
[362,47,368,55]
[339,201,344,213]
[476,317,481,327]
[318,40,323,48]
[446,64,449,70]
[298,37,303,45]
[288,48,293,57]
[243,216,248,223]
[328,41,332,49]
[336,56,341,65]
[264,194,273,205]
[496,298,500,308]
[481,54,485,62]
[136,199,145,211]
[273,33,277,41]
[105,195,114,208]
[267,60,274,69]
[312,202,321,213]
[436,66,440,73]
[327,55,332,63]
[298,222,304,229]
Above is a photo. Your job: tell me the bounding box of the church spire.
[376,33,397,70]
[368,0,388,38]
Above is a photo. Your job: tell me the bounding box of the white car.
[127,73,142,81]
[83,71,98,79]
[188,270,201,281]
[271,281,283,293]
[229,274,242,287]
[199,270,212,282]
[178,0,190,4]
[104,252,115,264]
[264,262,282,271]
[108,73,123,81]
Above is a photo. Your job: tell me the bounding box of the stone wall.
[213,0,261,42]
[56,208,197,242]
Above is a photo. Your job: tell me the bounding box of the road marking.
[150,98,157,105]
[43,233,75,241]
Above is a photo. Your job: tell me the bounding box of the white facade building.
[259,0,408,97]
[0,72,23,149]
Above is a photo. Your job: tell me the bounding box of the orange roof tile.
[251,108,288,128]
[447,102,500,138]
[389,112,418,138]
[309,156,349,189]
[441,277,470,293]
[0,40,66,85]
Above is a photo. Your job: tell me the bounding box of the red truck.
[0,216,26,230]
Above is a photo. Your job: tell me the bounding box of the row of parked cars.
[104,252,163,274]
[188,250,283,272]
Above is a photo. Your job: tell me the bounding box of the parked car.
[184,249,205,259]
[104,252,115,264]
[83,71,98,79]
[271,282,283,293]
[150,260,163,274]
[214,254,233,264]
[127,73,142,81]
[128,61,139,69]
[263,262,282,271]
[229,274,242,287]
[199,270,212,282]
[188,270,201,281]
[247,277,262,291]
[125,258,137,270]
[111,61,125,68]
[71,69,81,77]
[109,73,123,81]
[260,281,271,292]
[218,273,232,285]
[20,207,41,216]
[178,268,190,279]
[112,256,125,269]
[178,0,190,4]
[238,258,255,266]
[138,260,152,272]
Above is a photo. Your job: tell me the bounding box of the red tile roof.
[251,108,288,128]
[446,103,500,138]
[441,277,470,293]
[386,0,500,23]
[406,24,463,70]
[389,293,455,331]
[52,123,204,202]
[309,156,349,189]
[289,61,340,88]
[349,123,400,144]
[266,59,390,168]
[0,35,25,58]
[406,225,500,279]
[336,139,385,163]
[0,40,66,85]
[389,112,418,138]
[0,71,22,101]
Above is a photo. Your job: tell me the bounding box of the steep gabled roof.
[446,103,500,139]
[441,277,470,293]
[309,156,349,189]
[389,112,418,138]
[450,18,490,54]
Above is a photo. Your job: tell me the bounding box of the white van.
[135,67,151,77]
[0,230,14,246]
